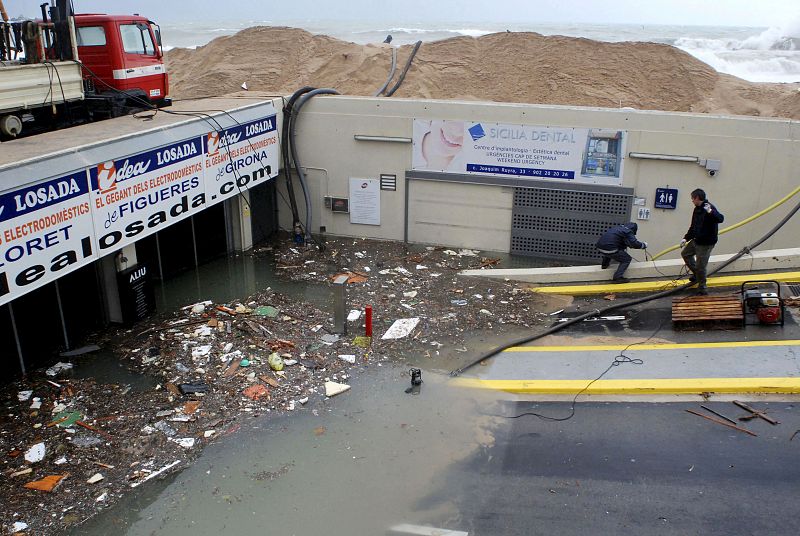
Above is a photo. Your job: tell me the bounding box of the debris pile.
[1,236,549,534]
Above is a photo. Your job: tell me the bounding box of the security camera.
[708,169,716,177]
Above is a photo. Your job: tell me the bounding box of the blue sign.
[655,188,678,209]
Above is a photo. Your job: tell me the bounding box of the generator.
[741,280,784,326]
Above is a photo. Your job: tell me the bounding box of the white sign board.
[0,109,282,306]
[89,136,207,255]
[412,119,626,186]
[0,170,97,306]
[349,178,381,225]
[203,112,280,206]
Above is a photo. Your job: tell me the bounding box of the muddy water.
[74,366,504,535]
[152,253,334,312]
[71,349,158,392]
[70,246,556,534]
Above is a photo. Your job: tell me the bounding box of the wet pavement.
[4,236,800,535]
[73,367,501,535]
[70,374,800,536]
[453,400,800,536]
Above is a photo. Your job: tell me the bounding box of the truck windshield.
[120,23,157,55]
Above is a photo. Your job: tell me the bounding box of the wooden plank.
[672,295,744,330]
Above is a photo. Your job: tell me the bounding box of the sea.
[160,18,800,84]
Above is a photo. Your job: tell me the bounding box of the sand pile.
[166,27,800,119]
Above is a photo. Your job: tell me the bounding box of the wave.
[675,17,800,82]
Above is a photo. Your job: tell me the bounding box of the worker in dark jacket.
[681,188,724,295]
[596,222,648,283]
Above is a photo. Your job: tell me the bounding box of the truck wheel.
[0,115,23,138]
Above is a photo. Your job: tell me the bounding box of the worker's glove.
[680,239,687,247]
[703,203,713,214]
[641,241,648,249]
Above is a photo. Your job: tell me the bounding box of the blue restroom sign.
[655,188,678,209]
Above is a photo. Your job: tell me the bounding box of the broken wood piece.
[732,400,780,425]
[165,382,182,397]
[75,421,113,441]
[259,375,280,388]
[47,415,71,428]
[183,401,202,415]
[686,409,757,437]
[223,359,241,378]
[24,474,68,492]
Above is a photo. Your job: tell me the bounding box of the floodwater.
[73,365,503,535]
[152,252,334,312]
[71,349,158,392]
[67,244,553,535]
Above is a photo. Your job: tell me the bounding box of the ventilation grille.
[511,186,633,262]
[513,188,630,215]
[512,213,621,237]
[511,236,599,260]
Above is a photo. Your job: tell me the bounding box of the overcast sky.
[5,0,798,27]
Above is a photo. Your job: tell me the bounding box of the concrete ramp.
[460,248,800,284]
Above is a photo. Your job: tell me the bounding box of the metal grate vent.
[513,188,630,215]
[788,284,800,297]
[511,236,600,260]
[512,213,621,237]
[511,185,633,262]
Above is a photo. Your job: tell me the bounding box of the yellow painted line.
[531,271,800,296]
[503,339,800,353]
[452,377,800,394]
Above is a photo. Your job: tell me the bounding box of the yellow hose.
[650,184,800,260]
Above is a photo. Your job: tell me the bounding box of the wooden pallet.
[672,295,744,331]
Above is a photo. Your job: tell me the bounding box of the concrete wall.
[278,96,800,259]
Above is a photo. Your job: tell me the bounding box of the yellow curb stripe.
[452,377,800,394]
[530,271,800,296]
[503,339,800,353]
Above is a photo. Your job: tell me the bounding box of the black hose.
[289,88,340,242]
[282,86,316,230]
[450,197,800,377]
[373,47,397,97]
[384,40,421,97]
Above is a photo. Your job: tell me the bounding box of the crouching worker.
[596,222,648,283]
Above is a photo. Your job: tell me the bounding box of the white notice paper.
[349,178,380,225]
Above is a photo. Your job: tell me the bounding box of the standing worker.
[681,188,724,295]
[596,222,648,283]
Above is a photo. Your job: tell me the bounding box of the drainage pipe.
[282,86,316,231]
[289,88,340,239]
[384,40,421,97]
[451,195,800,377]
[373,47,397,97]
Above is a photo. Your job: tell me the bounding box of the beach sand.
[166,27,800,119]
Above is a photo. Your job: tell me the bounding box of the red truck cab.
[74,14,169,105]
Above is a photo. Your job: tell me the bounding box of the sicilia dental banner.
[412,119,626,186]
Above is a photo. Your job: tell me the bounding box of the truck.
[0,0,169,140]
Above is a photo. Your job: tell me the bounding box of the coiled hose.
[450,195,800,377]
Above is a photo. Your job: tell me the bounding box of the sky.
[4,0,798,27]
